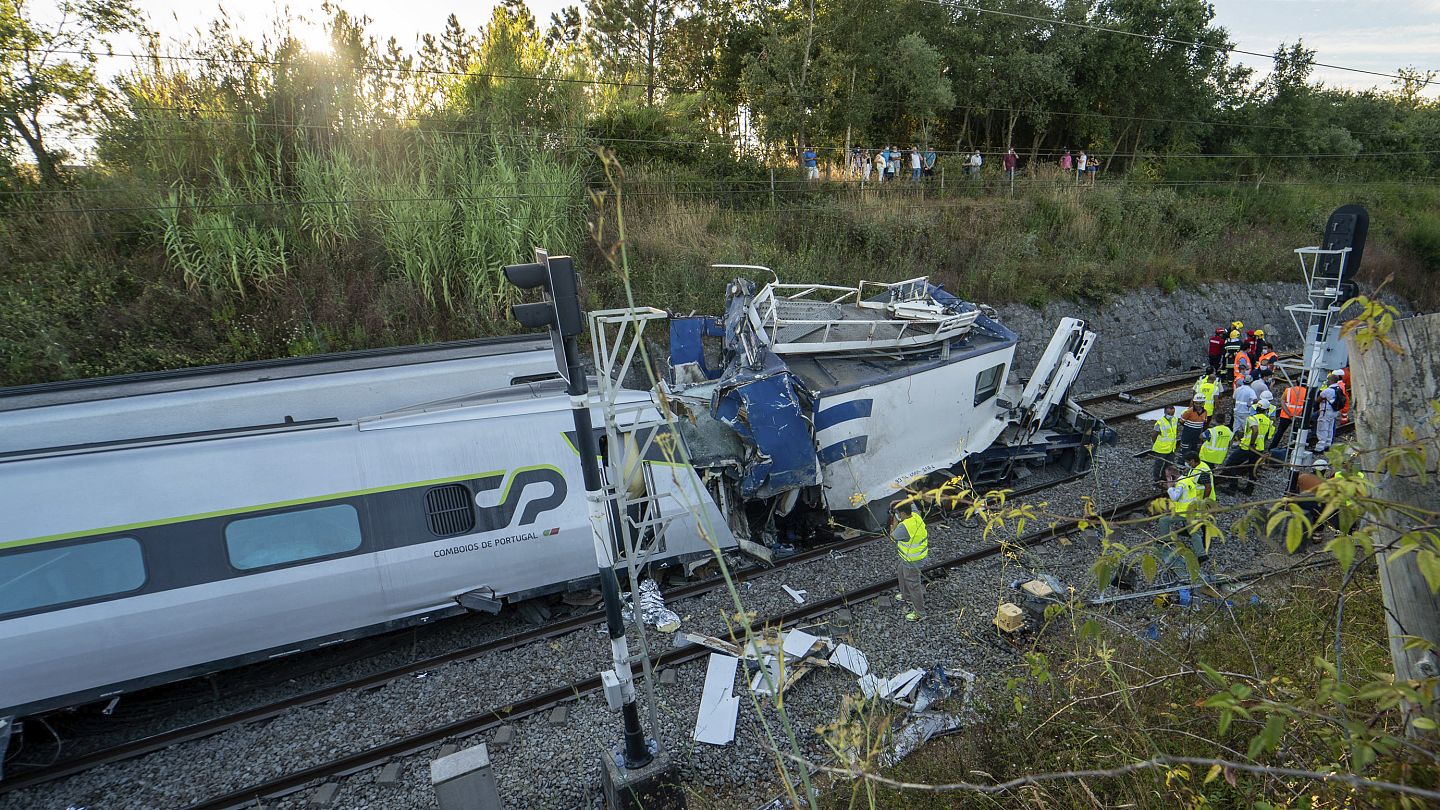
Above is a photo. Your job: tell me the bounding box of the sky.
[40,0,1440,96]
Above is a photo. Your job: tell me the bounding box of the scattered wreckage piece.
[781,584,808,604]
[621,579,682,633]
[693,654,741,746]
[828,644,870,678]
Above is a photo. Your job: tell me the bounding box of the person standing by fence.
[874,149,887,183]
[1003,147,1017,180]
[1077,150,1088,182]
[801,145,818,180]
[910,145,923,181]
[923,146,937,178]
[1060,149,1072,174]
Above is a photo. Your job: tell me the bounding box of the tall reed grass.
[153,124,584,315]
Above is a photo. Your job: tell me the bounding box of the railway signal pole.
[504,251,680,806]
[1282,205,1367,484]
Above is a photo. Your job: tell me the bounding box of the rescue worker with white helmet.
[1193,372,1219,418]
[1231,373,1257,434]
[1315,370,1345,452]
[1221,399,1274,495]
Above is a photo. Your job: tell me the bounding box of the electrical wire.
[66,102,1438,146]
[18,175,1440,241]
[929,0,1436,86]
[6,3,1431,88]
[17,174,1440,218]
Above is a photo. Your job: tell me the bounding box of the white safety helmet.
[1312,458,1330,471]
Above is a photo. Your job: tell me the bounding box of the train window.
[224,504,362,571]
[0,537,146,615]
[425,484,476,537]
[974,363,1005,405]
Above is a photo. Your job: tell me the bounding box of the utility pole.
[503,251,682,807]
[1346,312,1440,728]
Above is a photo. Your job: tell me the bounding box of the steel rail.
[0,472,1087,794]
[0,373,1184,794]
[178,493,1159,810]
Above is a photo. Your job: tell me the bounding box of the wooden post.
[1346,312,1440,727]
[769,167,775,207]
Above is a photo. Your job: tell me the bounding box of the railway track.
[178,491,1161,810]
[0,371,1211,797]
[0,468,1091,796]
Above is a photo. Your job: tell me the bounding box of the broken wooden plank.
[682,632,744,658]
[779,661,817,693]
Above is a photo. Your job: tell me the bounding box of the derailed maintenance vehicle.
[658,269,1107,548]
[0,268,1103,737]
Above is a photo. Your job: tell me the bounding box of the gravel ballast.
[1,381,1314,810]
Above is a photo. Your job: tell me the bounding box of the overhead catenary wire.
[68,101,1437,145]
[67,113,1440,161]
[4,3,1431,89]
[930,0,1437,86]
[6,160,1440,204]
[23,175,1440,239]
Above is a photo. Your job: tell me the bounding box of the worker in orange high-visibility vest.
[1273,382,1307,450]
[1232,350,1252,387]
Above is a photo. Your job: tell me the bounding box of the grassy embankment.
[2,168,1437,386]
[817,566,1431,809]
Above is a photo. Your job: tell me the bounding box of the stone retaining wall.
[995,281,1408,393]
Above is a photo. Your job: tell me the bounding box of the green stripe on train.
[0,470,504,552]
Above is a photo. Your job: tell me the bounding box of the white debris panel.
[692,653,741,746]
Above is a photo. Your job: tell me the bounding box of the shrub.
[1405,214,1440,275]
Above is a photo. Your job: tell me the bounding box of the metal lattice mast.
[589,306,682,763]
[1283,245,1351,468]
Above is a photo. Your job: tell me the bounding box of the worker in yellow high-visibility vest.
[1193,373,1219,418]
[1159,458,1203,563]
[1151,405,1179,487]
[1198,423,1232,493]
[891,503,929,622]
[1221,402,1273,495]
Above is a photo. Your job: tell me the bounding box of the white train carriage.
[0,341,732,719]
[1,272,1103,728]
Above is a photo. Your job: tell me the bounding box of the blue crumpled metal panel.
[712,347,821,499]
[669,316,725,380]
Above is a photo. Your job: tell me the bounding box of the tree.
[546,6,583,50]
[584,0,691,105]
[0,0,142,184]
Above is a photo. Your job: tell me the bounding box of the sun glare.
[293,21,332,56]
